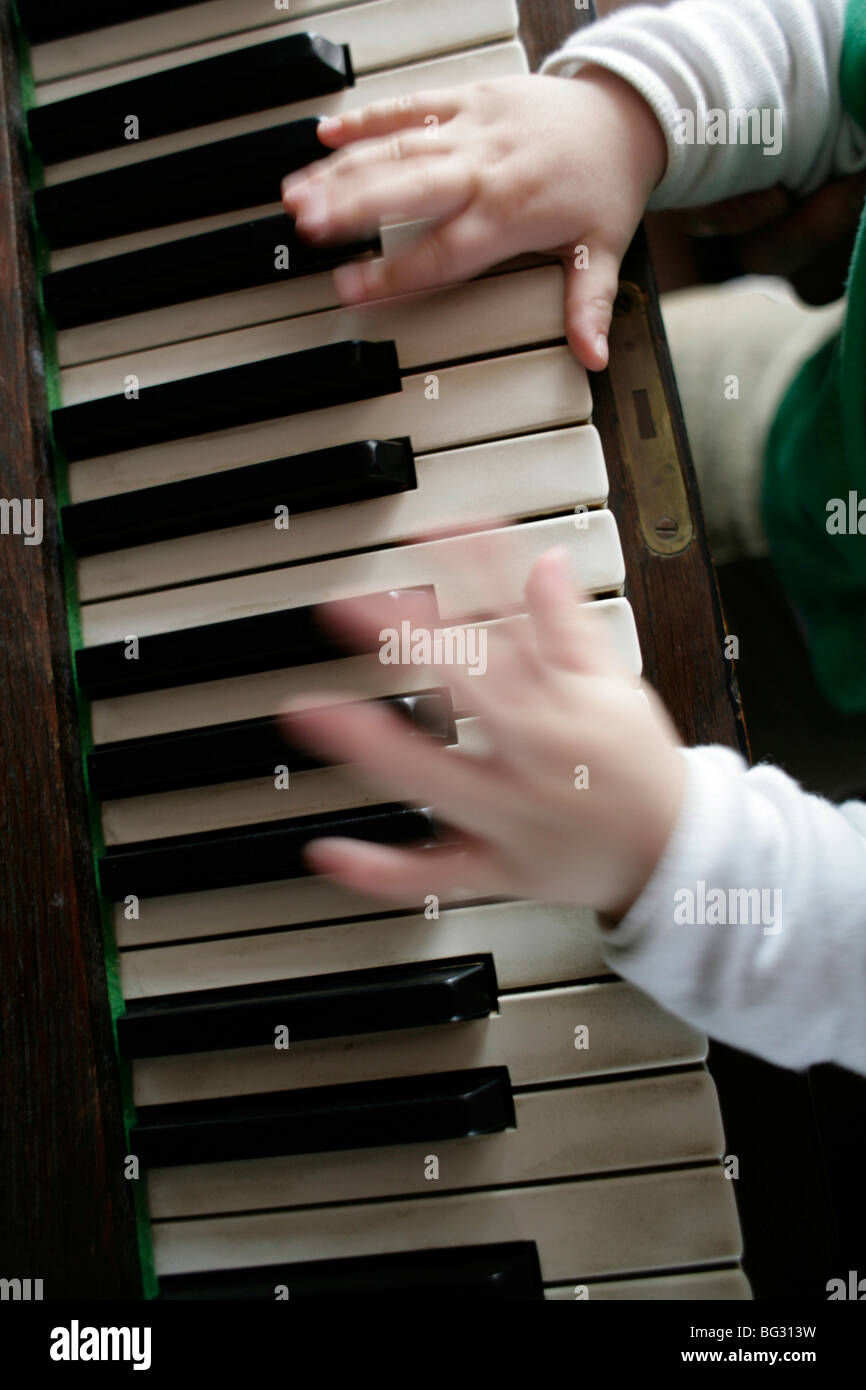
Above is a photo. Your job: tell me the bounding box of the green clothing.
[762,0,866,711]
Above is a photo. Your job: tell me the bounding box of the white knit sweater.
[543,0,866,1074]
[542,0,866,206]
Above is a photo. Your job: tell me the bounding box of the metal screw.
[655,516,678,538]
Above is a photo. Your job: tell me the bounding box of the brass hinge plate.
[607,281,694,555]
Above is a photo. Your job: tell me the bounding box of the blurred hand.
[282,69,667,370]
[283,547,684,921]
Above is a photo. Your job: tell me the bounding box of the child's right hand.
[281,69,667,371]
[283,547,684,922]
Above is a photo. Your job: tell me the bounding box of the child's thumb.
[560,248,620,372]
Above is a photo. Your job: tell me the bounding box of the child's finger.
[414,522,545,683]
[315,128,454,179]
[525,548,617,677]
[286,157,471,245]
[560,246,620,372]
[309,588,449,670]
[332,208,498,304]
[314,90,464,149]
[303,837,496,903]
[282,695,511,840]
[305,529,547,718]
[304,586,496,716]
[284,126,453,216]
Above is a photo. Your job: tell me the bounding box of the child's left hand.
[283,548,684,921]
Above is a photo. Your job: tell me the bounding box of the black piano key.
[131,1066,514,1166]
[42,215,379,331]
[98,803,441,899]
[62,436,414,555]
[159,1242,545,1300]
[17,0,211,45]
[75,586,436,700]
[28,33,354,165]
[34,118,329,249]
[117,956,497,1057]
[52,338,401,461]
[87,690,456,800]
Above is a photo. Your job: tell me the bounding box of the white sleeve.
[599,745,866,1074]
[540,0,866,209]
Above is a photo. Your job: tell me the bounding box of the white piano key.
[80,512,623,646]
[151,1166,742,1282]
[32,1,365,86]
[78,426,608,602]
[119,899,606,991]
[68,345,593,504]
[91,598,643,745]
[146,1072,726,1218]
[102,715,484,845]
[131,981,706,1106]
[544,1269,752,1300]
[50,199,282,273]
[46,41,528,188]
[116,874,480,950]
[60,265,567,404]
[89,243,337,358]
[58,259,345,371]
[34,0,519,94]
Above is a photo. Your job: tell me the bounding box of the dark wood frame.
[0,0,141,1296]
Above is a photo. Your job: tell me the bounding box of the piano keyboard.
[20,0,748,1299]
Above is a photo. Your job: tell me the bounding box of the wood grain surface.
[0,0,141,1296]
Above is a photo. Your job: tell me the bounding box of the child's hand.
[283,548,684,920]
[281,70,667,370]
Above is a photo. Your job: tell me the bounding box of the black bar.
[62,437,414,554]
[75,586,436,700]
[131,1066,514,1166]
[88,690,456,800]
[52,338,402,461]
[28,33,353,164]
[17,0,212,45]
[159,1242,544,1300]
[34,118,329,249]
[118,957,497,1058]
[98,803,441,899]
[42,215,379,330]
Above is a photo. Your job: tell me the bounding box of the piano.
[1,0,831,1301]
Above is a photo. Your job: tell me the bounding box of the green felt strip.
[12,3,158,1301]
